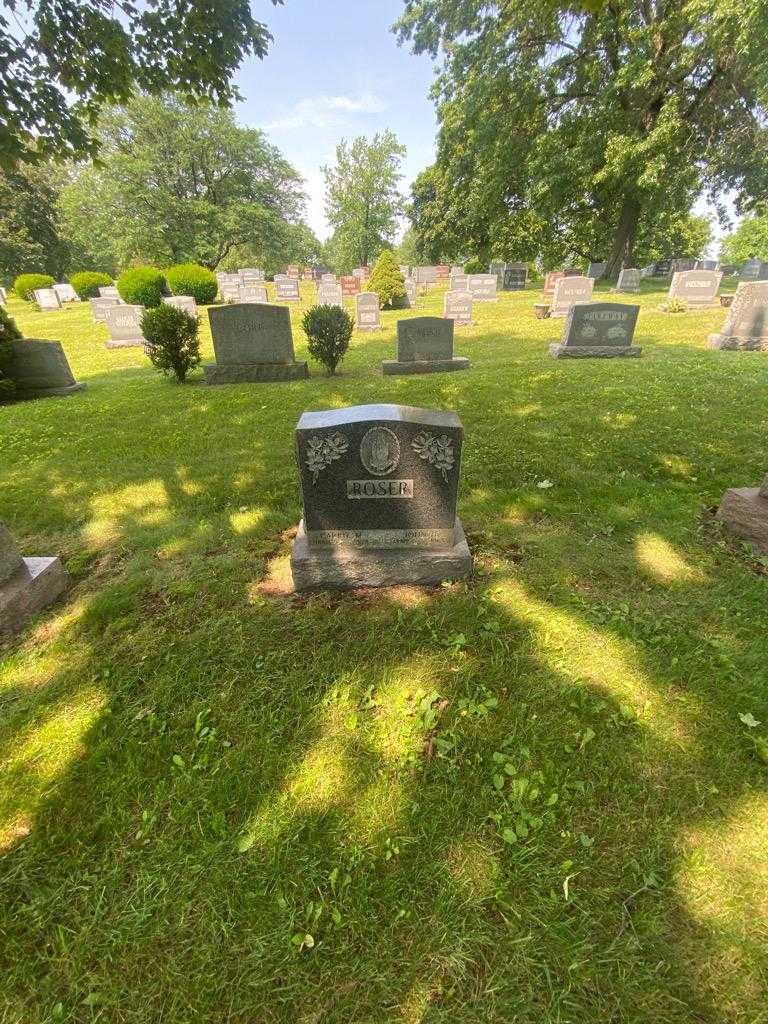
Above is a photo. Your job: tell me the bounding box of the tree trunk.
[605,196,641,279]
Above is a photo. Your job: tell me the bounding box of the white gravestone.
[53,283,80,303]
[90,297,121,323]
[105,304,145,348]
[33,288,62,311]
[98,286,119,298]
[550,276,594,317]
[318,284,343,308]
[163,295,198,317]
[668,270,722,308]
[276,278,300,301]
[444,290,473,326]
[467,274,497,302]
[239,285,268,304]
[355,292,381,331]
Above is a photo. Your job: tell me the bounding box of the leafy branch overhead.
[0,0,284,168]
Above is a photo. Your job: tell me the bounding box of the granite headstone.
[105,304,145,348]
[33,288,61,311]
[717,474,768,553]
[549,302,641,359]
[163,295,198,317]
[205,303,308,383]
[708,282,768,350]
[444,290,473,326]
[550,276,594,317]
[383,317,469,375]
[668,270,722,308]
[355,292,381,331]
[276,278,300,301]
[0,521,68,639]
[467,274,497,302]
[7,339,86,397]
[615,268,641,294]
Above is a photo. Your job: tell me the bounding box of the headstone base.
[549,344,642,359]
[611,287,641,294]
[708,334,768,351]
[716,486,768,553]
[16,382,86,399]
[204,362,309,384]
[290,518,473,591]
[105,338,144,349]
[0,557,68,638]
[382,357,470,375]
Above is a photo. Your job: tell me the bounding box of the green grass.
[1,280,767,1023]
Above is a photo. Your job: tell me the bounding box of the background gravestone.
[696,260,719,271]
[383,317,469,375]
[403,279,417,309]
[98,285,119,298]
[549,303,641,359]
[34,288,61,311]
[0,286,7,305]
[220,282,241,303]
[436,265,451,280]
[105,305,145,348]
[290,403,473,590]
[739,260,768,281]
[614,268,641,293]
[717,474,768,553]
[444,290,473,326]
[668,269,722,308]
[503,264,527,291]
[163,295,197,317]
[653,260,672,277]
[318,283,343,307]
[414,266,438,286]
[239,285,268,304]
[8,339,86,398]
[90,297,121,323]
[467,274,497,302]
[709,282,768,350]
[355,292,381,331]
[489,261,505,288]
[239,268,264,283]
[276,278,300,301]
[543,271,564,295]
[671,258,696,274]
[550,275,594,317]
[205,303,308,383]
[340,276,361,297]
[53,283,79,303]
[0,521,68,639]
[587,261,607,279]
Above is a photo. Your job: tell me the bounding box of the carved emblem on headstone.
[411,432,455,482]
[306,432,349,483]
[360,426,400,476]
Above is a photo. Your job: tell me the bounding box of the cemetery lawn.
[2,281,768,1024]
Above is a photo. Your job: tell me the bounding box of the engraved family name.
[347,479,414,499]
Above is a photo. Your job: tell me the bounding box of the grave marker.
[467,274,497,302]
[205,303,308,383]
[355,292,381,331]
[503,264,527,291]
[0,521,68,639]
[33,288,61,311]
[90,297,121,323]
[105,304,145,348]
[7,339,87,397]
[317,283,343,308]
[668,269,722,308]
[289,404,473,590]
[614,268,641,294]
[549,302,641,359]
[708,281,768,350]
[543,271,564,295]
[53,283,79,303]
[163,295,198,317]
[717,474,768,554]
[276,278,300,301]
[340,276,361,297]
[444,290,473,326]
[550,275,594,317]
[587,262,607,279]
[383,317,469,375]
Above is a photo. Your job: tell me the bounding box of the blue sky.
[234,0,438,241]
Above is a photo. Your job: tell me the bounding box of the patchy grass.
[1,279,767,1023]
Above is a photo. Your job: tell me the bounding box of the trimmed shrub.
[117,266,166,307]
[367,249,406,309]
[302,304,354,376]
[0,306,23,402]
[463,257,484,275]
[69,271,113,300]
[141,305,200,383]
[165,264,217,305]
[14,273,55,301]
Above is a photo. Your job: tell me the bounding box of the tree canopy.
[322,131,406,271]
[720,214,768,264]
[58,94,307,272]
[395,1,768,276]
[0,0,282,169]
[0,162,68,283]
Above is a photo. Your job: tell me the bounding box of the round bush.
[463,257,484,275]
[117,267,166,307]
[302,304,354,376]
[14,273,55,301]
[141,305,201,383]
[69,271,113,300]
[165,264,217,305]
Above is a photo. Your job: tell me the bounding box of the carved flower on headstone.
[306,432,349,483]
[411,431,455,482]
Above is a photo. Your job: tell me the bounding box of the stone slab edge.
[716,487,768,554]
[549,345,642,359]
[204,362,309,384]
[290,518,473,591]
[708,335,768,351]
[382,357,470,375]
[15,383,87,399]
[0,557,68,639]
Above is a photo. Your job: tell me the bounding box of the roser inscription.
[347,479,414,499]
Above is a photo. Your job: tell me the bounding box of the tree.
[58,94,306,271]
[0,162,68,283]
[395,2,768,277]
[720,214,768,264]
[0,0,282,169]
[367,249,407,309]
[322,131,406,271]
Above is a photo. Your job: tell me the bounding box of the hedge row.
[12,265,218,307]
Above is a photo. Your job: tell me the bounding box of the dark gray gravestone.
[489,261,505,288]
[0,521,68,639]
[8,339,86,397]
[709,282,768,350]
[549,302,641,358]
[717,474,768,553]
[739,259,768,281]
[105,304,145,348]
[290,404,473,590]
[383,317,469,375]
[587,262,607,279]
[671,258,696,274]
[503,265,527,291]
[653,260,672,277]
[205,303,308,383]
[614,268,641,294]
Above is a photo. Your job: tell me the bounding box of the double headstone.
[467,274,497,302]
[383,317,469,375]
[204,303,308,383]
[33,288,62,311]
[708,282,768,350]
[289,404,473,590]
[318,283,343,307]
[163,295,198,317]
[549,302,641,359]
[550,276,594,317]
[668,269,722,308]
[0,521,68,639]
[276,278,300,301]
[414,266,438,286]
[6,339,86,398]
[444,290,473,326]
[355,292,381,331]
[614,268,641,294]
[105,305,145,348]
